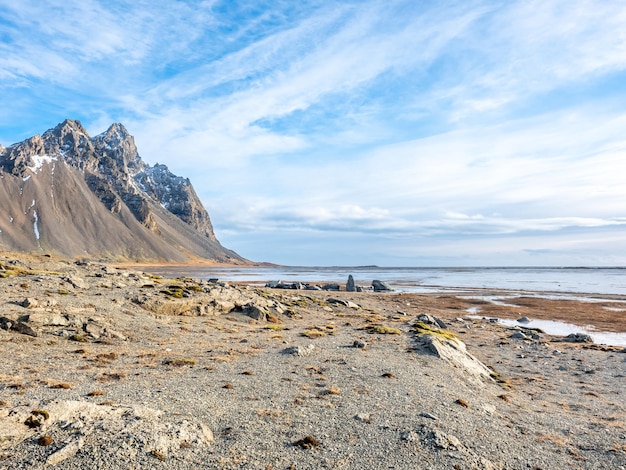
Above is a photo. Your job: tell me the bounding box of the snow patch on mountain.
[33,210,40,240]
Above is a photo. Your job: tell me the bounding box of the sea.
[142,266,626,298]
[142,265,626,346]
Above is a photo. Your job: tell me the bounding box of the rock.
[0,317,37,337]
[327,298,349,307]
[321,283,340,291]
[1,400,215,459]
[565,333,593,343]
[416,314,447,329]
[372,280,393,292]
[419,412,438,420]
[19,313,71,326]
[242,304,268,321]
[415,334,493,383]
[0,316,13,331]
[517,316,531,323]
[65,276,88,289]
[353,339,367,349]
[509,331,529,340]
[265,280,282,288]
[83,321,103,339]
[355,413,371,423]
[46,438,84,466]
[427,429,463,450]
[102,328,126,340]
[282,344,315,357]
[19,298,38,309]
[346,275,356,292]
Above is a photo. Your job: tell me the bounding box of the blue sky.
[1,0,626,266]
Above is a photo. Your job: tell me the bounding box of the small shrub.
[368,325,401,335]
[264,325,284,331]
[302,329,326,339]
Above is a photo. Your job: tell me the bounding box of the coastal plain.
[1,254,625,469]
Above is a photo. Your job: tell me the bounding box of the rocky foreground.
[1,254,625,469]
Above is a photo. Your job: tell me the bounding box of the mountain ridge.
[0,119,245,263]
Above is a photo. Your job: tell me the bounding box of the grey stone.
[419,412,438,420]
[414,334,493,383]
[65,276,88,289]
[355,413,371,423]
[0,317,37,337]
[346,275,356,292]
[427,429,463,450]
[372,280,393,292]
[282,344,315,357]
[416,314,447,329]
[565,333,593,343]
[321,283,340,291]
[20,298,38,308]
[242,304,269,321]
[19,313,70,326]
[83,321,103,339]
[353,339,367,349]
[517,316,531,323]
[509,331,529,340]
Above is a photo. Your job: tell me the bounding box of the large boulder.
[346,275,356,292]
[372,280,393,292]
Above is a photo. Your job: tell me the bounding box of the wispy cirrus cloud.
[2,0,626,265]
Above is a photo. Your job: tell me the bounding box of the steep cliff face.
[0,119,244,262]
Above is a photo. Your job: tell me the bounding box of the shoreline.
[1,253,625,468]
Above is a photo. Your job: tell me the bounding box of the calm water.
[142,266,626,297]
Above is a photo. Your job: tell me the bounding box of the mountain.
[0,119,246,263]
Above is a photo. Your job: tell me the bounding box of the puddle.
[469,314,626,347]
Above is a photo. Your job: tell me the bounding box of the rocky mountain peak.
[0,119,243,262]
[44,118,89,137]
[93,123,141,174]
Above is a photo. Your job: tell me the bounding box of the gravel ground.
[1,254,625,469]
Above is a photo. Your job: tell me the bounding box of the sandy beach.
[1,254,625,469]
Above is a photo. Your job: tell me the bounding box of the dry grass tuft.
[50,382,71,389]
[96,372,126,382]
[163,357,196,367]
[455,398,470,408]
[302,329,326,339]
[366,325,402,335]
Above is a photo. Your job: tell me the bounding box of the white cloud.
[3,0,626,265]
